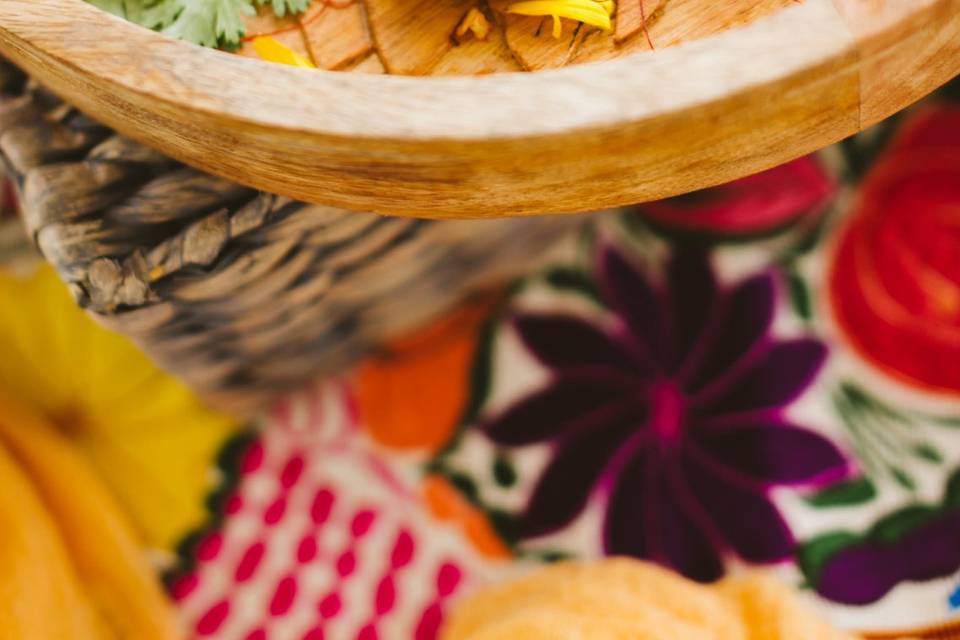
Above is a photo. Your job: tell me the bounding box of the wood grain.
[0,0,954,218]
[833,0,960,128]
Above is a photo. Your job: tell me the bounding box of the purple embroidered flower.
[483,246,847,582]
[800,467,960,605]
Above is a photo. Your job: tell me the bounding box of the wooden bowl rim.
[2,0,854,141]
[1,0,957,218]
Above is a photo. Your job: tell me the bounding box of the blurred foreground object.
[0,389,182,640]
[0,265,240,551]
[443,558,855,640]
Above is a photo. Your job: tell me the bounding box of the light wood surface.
[0,0,956,218]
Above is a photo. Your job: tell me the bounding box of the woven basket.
[0,61,585,412]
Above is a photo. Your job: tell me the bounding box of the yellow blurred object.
[0,390,183,639]
[253,35,316,69]
[443,558,856,640]
[0,266,239,551]
[0,439,107,640]
[506,0,614,38]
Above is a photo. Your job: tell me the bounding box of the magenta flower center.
[648,380,686,444]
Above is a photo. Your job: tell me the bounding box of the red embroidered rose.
[830,105,960,394]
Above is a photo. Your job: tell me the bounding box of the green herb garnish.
[88,0,311,49]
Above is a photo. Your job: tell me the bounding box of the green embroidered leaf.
[913,442,944,464]
[787,214,831,258]
[840,381,909,423]
[785,267,813,321]
[538,549,574,563]
[928,414,960,428]
[796,532,858,587]
[448,471,480,503]
[488,508,520,545]
[798,477,960,592]
[493,454,518,488]
[542,267,602,303]
[944,468,960,508]
[805,477,876,508]
[890,466,916,491]
[458,319,497,428]
[872,505,940,543]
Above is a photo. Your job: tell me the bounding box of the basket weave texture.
[0,62,585,411]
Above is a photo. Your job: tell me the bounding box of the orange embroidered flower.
[355,299,495,453]
[423,474,511,560]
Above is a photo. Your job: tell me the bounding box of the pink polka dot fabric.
[173,383,509,640]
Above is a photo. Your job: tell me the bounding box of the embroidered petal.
[691,421,847,488]
[700,339,827,416]
[520,409,640,538]
[606,452,725,582]
[603,451,649,559]
[512,313,644,375]
[664,250,717,373]
[682,456,794,563]
[483,374,640,446]
[684,275,774,391]
[656,479,726,582]
[596,247,663,365]
[814,510,960,605]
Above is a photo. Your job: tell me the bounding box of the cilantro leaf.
[256,0,311,18]
[85,0,309,49]
[87,0,128,17]
[159,0,255,48]
[87,0,146,23]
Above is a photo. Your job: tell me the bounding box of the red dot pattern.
[178,383,491,639]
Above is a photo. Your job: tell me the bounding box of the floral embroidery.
[830,105,960,395]
[354,298,496,453]
[174,383,500,640]
[799,468,960,606]
[480,245,847,581]
[637,156,834,236]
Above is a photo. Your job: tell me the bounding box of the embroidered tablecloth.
[2,81,959,640]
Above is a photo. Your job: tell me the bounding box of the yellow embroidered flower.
[0,265,240,552]
[507,0,615,38]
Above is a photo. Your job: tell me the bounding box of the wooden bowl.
[0,0,957,218]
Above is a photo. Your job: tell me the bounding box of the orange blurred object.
[355,298,496,452]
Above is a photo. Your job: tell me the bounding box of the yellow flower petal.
[0,266,240,551]
[253,35,316,69]
[507,0,614,37]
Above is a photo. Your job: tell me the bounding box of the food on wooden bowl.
[85,0,789,74]
[0,0,957,217]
